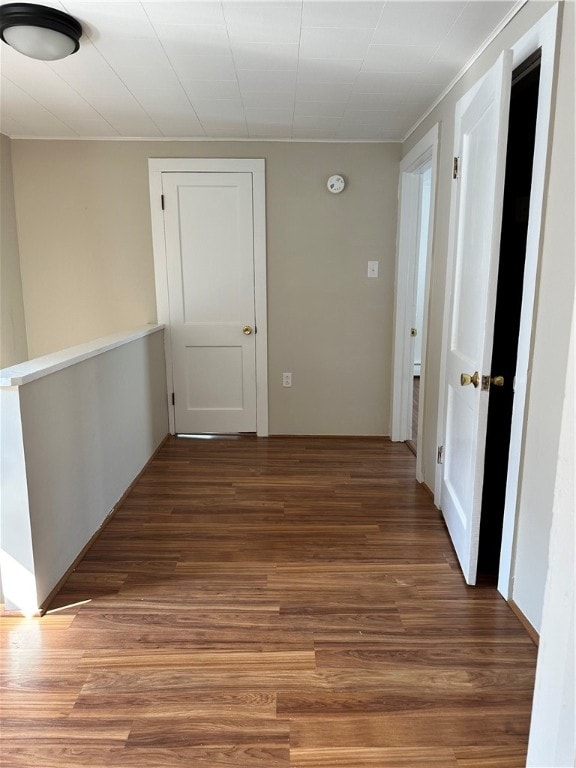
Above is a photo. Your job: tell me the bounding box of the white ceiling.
[0,0,520,142]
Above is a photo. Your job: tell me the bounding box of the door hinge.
[437,445,444,464]
[161,194,165,210]
[453,156,459,179]
[171,392,175,405]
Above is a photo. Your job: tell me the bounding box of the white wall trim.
[148,158,269,437]
[8,136,401,144]
[391,123,439,484]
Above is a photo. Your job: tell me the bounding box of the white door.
[162,171,257,434]
[439,52,512,584]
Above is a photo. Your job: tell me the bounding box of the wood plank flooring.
[0,436,537,767]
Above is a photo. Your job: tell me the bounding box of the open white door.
[438,51,512,585]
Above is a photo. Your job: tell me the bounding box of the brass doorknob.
[242,325,253,335]
[460,371,480,388]
[491,375,504,387]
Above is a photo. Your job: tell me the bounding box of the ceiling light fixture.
[0,3,82,61]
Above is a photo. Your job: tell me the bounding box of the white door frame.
[148,158,269,437]
[497,4,560,598]
[391,123,438,483]
[435,5,560,596]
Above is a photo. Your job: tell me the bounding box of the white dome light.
[0,3,82,61]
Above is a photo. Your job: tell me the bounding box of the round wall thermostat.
[327,174,345,194]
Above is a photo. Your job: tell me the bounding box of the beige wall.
[527,302,575,766]
[0,134,27,368]
[403,0,574,630]
[10,140,400,435]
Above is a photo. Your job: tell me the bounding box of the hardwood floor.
[0,436,537,767]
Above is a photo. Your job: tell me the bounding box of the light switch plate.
[367,261,379,278]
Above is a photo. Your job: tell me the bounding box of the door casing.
[148,158,268,437]
[391,123,439,483]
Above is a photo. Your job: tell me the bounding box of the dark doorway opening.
[478,51,542,575]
